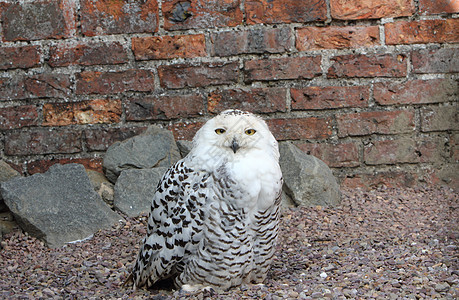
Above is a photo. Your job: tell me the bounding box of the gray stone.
[114,167,168,217]
[279,142,340,207]
[177,140,193,158]
[0,160,21,212]
[86,170,115,207]
[103,125,181,183]
[0,164,122,248]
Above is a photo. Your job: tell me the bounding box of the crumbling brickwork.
[0,0,457,189]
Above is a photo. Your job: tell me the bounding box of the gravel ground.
[1,186,458,299]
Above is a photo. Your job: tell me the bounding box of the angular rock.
[0,160,21,212]
[0,164,122,248]
[114,167,168,218]
[177,140,193,158]
[86,170,114,207]
[279,142,340,207]
[103,125,181,183]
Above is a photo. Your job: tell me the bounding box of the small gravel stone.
[0,186,457,299]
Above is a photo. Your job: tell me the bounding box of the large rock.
[114,167,168,217]
[103,125,181,183]
[0,160,21,212]
[0,164,122,248]
[279,142,340,207]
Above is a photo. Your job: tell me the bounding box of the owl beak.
[230,138,240,153]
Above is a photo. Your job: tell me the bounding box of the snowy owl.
[129,109,283,291]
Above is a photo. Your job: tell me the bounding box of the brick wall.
[0,0,458,190]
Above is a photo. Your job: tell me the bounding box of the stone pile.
[0,125,340,248]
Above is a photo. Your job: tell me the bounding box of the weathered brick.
[43,99,122,126]
[132,35,206,60]
[48,41,128,67]
[126,94,205,121]
[162,0,242,30]
[245,0,326,24]
[0,74,71,100]
[80,0,158,36]
[76,69,155,95]
[5,128,82,156]
[0,46,40,70]
[419,0,459,15]
[169,121,205,141]
[297,142,360,167]
[330,0,414,20]
[337,110,415,137]
[421,105,459,132]
[291,86,370,110]
[385,19,459,45]
[0,0,75,41]
[84,127,147,151]
[27,158,103,175]
[208,88,287,113]
[0,105,39,130]
[267,117,333,140]
[327,53,407,78]
[210,27,293,57]
[296,26,379,51]
[364,137,444,165]
[244,56,321,82]
[412,48,459,74]
[341,171,417,189]
[158,62,239,89]
[427,164,459,190]
[374,79,458,105]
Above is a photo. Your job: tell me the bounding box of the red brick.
[27,158,103,175]
[297,142,360,167]
[330,0,414,20]
[337,110,415,137]
[374,79,457,105]
[427,164,459,190]
[0,105,39,130]
[162,0,242,30]
[296,26,379,51]
[208,88,287,114]
[169,121,205,141]
[385,19,459,45]
[341,171,417,189]
[84,127,147,151]
[245,0,326,24]
[412,48,459,74]
[48,41,128,67]
[0,0,76,41]
[126,94,205,121]
[244,56,321,82]
[421,105,459,132]
[210,27,293,57]
[0,74,71,100]
[0,46,40,70]
[363,137,444,165]
[419,0,459,15]
[158,62,239,89]
[327,53,407,78]
[43,99,122,126]
[76,69,155,95]
[80,0,158,36]
[291,86,370,110]
[132,35,206,60]
[267,117,333,140]
[5,128,82,156]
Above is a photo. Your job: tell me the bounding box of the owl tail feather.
[122,273,135,290]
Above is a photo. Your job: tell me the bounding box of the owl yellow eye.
[215,128,226,135]
[245,129,256,135]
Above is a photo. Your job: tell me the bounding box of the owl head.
[190,110,279,164]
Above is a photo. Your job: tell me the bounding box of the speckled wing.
[132,160,208,289]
